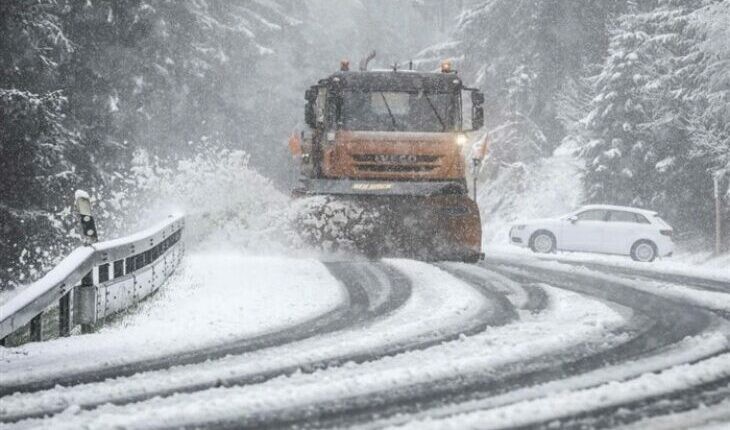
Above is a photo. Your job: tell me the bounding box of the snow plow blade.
[293,180,482,262]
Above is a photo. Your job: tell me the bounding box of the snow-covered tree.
[688,0,729,184]
[0,1,84,286]
[0,0,302,287]
[582,0,723,233]
[457,0,625,149]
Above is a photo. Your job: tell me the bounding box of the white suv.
[509,205,674,262]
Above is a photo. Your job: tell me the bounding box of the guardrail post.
[79,271,96,333]
[59,292,71,337]
[30,314,42,342]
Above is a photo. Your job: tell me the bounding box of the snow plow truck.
[290,55,486,262]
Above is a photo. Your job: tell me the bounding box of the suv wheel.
[631,240,657,262]
[530,231,556,254]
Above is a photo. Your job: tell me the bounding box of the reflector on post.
[74,190,98,244]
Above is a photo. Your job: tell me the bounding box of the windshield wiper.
[379,92,398,131]
[423,92,446,131]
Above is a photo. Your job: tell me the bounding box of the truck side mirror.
[472,91,484,105]
[471,91,484,130]
[304,87,317,128]
[472,105,484,130]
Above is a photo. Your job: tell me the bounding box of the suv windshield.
[341,89,458,132]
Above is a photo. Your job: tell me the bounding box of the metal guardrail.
[0,214,185,347]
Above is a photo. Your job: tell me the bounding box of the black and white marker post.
[74,190,97,333]
[74,190,98,245]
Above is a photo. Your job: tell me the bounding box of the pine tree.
[0,1,84,286]
[581,9,654,206]
[581,0,719,231]
[457,0,625,150]
[0,0,300,287]
[688,0,729,188]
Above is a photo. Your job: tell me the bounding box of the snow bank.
[674,250,730,273]
[0,254,346,387]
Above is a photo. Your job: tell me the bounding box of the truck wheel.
[530,231,556,254]
[631,240,657,262]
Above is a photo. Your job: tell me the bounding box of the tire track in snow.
[128,265,629,430]
[549,259,730,319]
[5,258,724,429]
[438,263,548,314]
[479,256,730,429]
[372,258,728,430]
[256,260,720,429]
[551,377,730,430]
[260,266,646,429]
[482,258,716,368]
[399,353,730,430]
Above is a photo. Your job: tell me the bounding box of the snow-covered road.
[1,252,728,429]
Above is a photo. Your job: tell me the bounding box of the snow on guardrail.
[0,214,185,347]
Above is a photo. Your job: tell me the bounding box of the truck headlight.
[456,134,468,146]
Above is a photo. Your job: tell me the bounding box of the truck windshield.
[341,89,458,132]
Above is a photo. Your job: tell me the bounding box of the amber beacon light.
[441,60,452,73]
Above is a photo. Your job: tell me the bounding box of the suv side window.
[608,211,638,223]
[576,209,608,221]
[607,211,651,224]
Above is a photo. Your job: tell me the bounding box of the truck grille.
[352,154,441,173]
